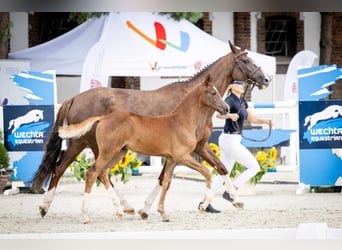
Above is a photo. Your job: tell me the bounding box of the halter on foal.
[59,75,229,223]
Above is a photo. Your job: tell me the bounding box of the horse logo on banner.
[300,102,342,148]
[8,109,44,132]
[4,105,54,151]
[304,105,342,130]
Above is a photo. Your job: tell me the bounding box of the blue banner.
[299,101,342,149]
[3,105,55,151]
[2,70,56,185]
[298,65,342,186]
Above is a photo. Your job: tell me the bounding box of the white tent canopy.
[9,12,276,92]
[9,15,106,75]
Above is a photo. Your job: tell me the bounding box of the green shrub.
[0,131,9,169]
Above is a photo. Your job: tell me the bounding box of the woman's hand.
[265,119,274,127]
[229,113,239,122]
[216,112,239,121]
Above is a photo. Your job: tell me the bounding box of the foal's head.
[228,40,270,89]
[200,75,229,115]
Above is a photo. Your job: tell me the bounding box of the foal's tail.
[30,98,74,192]
[59,116,103,139]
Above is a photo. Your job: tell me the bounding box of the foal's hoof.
[138,209,149,220]
[84,220,91,224]
[232,202,244,209]
[39,206,47,218]
[162,218,170,222]
[116,213,123,219]
[124,208,135,215]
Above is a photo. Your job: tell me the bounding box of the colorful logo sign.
[126,20,190,52]
[299,101,342,149]
[3,105,54,151]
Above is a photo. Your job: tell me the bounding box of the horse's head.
[201,75,229,115]
[228,40,270,90]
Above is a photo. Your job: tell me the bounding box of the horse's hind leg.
[39,140,86,217]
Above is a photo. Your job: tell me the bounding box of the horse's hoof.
[232,202,244,209]
[115,213,123,219]
[124,208,135,215]
[198,202,205,212]
[84,220,91,224]
[138,209,149,220]
[39,206,47,218]
[162,218,170,222]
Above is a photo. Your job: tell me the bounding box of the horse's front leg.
[195,141,228,175]
[195,141,238,202]
[39,141,86,218]
[180,154,214,211]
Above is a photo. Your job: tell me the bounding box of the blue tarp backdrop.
[298,65,342,186]
[2,71,56,185]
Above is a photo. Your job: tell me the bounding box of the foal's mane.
[167,80,204,115]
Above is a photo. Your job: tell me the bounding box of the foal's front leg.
[138,158,170,220]
[157,160,177,222]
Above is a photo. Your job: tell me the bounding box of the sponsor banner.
[299,100,342,149]
[299,148,342,186]
[3,105,54,151]
[298,65,342,186]
[8,151,45,185]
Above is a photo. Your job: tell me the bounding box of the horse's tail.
[59,116,104,139]
[30,98,74,192]
[303,115,311,127]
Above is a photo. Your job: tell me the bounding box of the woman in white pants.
[199,80,273,213]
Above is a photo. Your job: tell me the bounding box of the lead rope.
[232,81,272,142]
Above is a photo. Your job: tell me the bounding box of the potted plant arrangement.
[0,131,11,194]
[70,149,143,186]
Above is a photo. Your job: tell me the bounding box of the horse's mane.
[157,55,226,90]
[156,55,228,115]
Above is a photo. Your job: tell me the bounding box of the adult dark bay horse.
[59,77,229,223]
[31,41,270,218]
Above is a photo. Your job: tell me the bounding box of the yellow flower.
[119,154,129,168]
[111,164,120,173]
[209,143,220,157]
[267,162,275,169]
[255,151,267,164]
[269,147,277,161]
[202,143,220,168]
[202,160,212,168]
